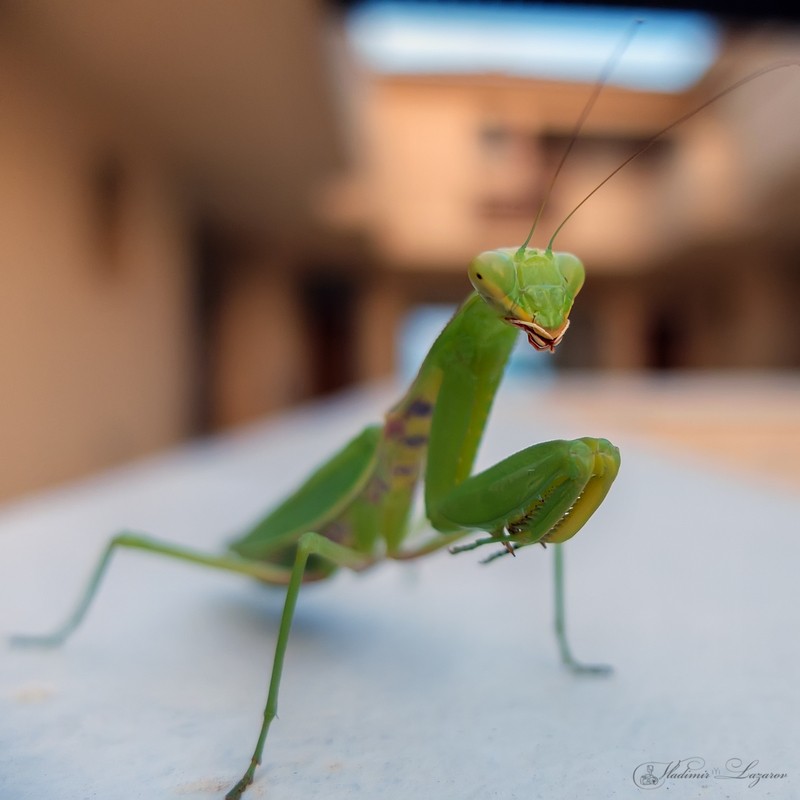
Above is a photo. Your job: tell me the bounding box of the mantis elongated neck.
[391,292,510,413]
[385,293,519,533]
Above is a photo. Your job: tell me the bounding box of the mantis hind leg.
[9,532,296,648]
[11,528,376,798]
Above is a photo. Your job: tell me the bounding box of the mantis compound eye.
[468,250,516,307]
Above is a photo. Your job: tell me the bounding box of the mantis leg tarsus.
[478,546,515,564]
[10,533,121,649]
[225,764,258,800]
[553,543,612,677]
[448,535,502,555]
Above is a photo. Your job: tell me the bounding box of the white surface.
[2,381,799,799]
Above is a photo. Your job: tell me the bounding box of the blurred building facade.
[0,1,354,499]
[1,2,798,500]
[330,31,800,375]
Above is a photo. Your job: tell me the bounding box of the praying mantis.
[12,25,797,800]
[13,245,620,800]
[13,190,620,798]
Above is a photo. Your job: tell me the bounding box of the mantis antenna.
[516,18,643,258]
[547,60,800,251]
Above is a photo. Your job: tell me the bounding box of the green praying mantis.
[15,185,620,798]
[12,27,798,798]
[14,247,620,800]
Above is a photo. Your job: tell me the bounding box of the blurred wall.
[0,0,354,502]
[0,39,194,502]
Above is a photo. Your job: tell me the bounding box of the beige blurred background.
[1,1,798,503]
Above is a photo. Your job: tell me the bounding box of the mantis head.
[468,247,586,352]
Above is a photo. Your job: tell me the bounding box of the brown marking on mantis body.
[320,520,350,544]
[365,475,390,504]
[393,464,417,478]
[406,399,433,417]
[385,417,405,439]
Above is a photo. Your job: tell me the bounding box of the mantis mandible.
[13,28,796,798]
